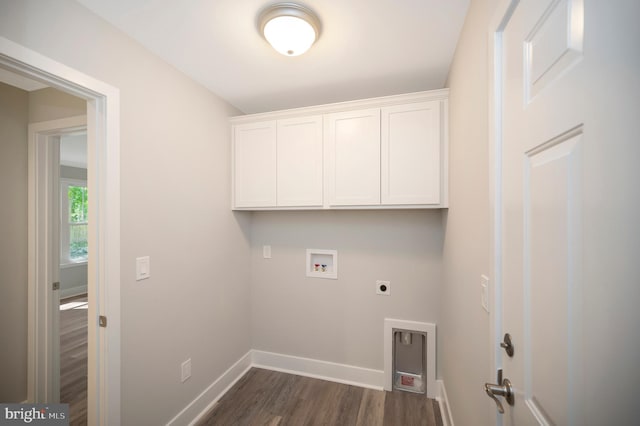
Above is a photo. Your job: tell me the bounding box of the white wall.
[59,264,88,299]
[0,1,252,424]
[440,0,498,424]
[251,210,443,371]
[0,82,29,403]
[29,87,86,123]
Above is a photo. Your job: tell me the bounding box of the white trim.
[59,177,88,265]
[176,347,469,425]
[487,2,520,425]
[441,99,450,208]
[28,116,85,404]
[230,89,449,124]
[1,35,121,425]
[251,350,384,390]
[166,351,253,426]
[232,204,447,211]
[383,318,437,398]
[170,349,384,426]
[60,285,88,300]
[437,379,455,426]
[60,261,88,269]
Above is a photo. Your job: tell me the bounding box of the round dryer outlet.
[376,280,391,295]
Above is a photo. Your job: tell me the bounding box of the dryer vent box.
[393,329,427,394]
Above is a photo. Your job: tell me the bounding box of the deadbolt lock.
[500,333,514,357]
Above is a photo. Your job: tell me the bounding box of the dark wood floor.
[59,294,88,426]
[197,368,443,426]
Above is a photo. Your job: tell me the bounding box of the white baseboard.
[252,350,384,390]
[436,379,454,426]
[60,285,87,299]
[172,349,385,425]
[166,350,252,426]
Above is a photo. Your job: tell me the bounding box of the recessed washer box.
[306,249,337,280]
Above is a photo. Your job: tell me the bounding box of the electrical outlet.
[376,280,391,296]
[481,275,489,313]
[181,358,191,383]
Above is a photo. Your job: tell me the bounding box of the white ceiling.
[76,0,469,114]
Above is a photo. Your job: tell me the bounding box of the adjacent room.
[0,1,638,425]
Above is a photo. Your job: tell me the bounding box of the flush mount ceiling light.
[258,3,321,57]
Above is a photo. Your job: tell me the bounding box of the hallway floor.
[60,294,87,426]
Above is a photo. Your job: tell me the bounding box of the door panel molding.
[523,127,583,425]
[524,0,584,102]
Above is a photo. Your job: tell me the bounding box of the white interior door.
[50,135,61,404]
[494,0,640,424]
[29,118,87,406]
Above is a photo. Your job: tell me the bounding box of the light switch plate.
[136,256,150,281]
[481,275,489,313]
[181,358,191,383]
[263,245,272,259]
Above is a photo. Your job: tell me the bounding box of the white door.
[50,137,61,404]
[381,101,441,205]
[277,115,323,207]
[493,0,640,424]
[31,131,62,403]
[233,121,277,208]
[325,108,381,206]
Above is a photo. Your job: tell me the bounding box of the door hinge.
[99,315,107,328]
[52,282,60,291]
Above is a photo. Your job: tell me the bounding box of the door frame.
[28,116,87,404]
[487,1,519,425]
[0,36,121,425]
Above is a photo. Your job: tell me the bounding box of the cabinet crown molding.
[230,89,449,124]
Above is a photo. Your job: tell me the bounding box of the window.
[60,179,88,265]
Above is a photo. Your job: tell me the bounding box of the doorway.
[59,129,89,423]
[0,35,121,424]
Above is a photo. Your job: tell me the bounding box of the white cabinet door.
[381,101,441,205]
[277,116,323,207]
[325,108,381,206]
[233,121,276,208]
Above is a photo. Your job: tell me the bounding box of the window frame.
[60,177,88,267]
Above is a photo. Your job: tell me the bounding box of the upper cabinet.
[381,101,442,205]
[325,108,381,206]
[233,121,276,208]
[277,116,323,207]
[233,116,323,208]
[231,90,448,210]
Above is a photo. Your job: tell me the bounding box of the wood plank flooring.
[197,368,443,426]
[59,294,88,426]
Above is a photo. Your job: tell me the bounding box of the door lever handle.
[484,369,514,414]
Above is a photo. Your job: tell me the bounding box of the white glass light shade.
[263,16,316,56]
[259,3,321,57]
